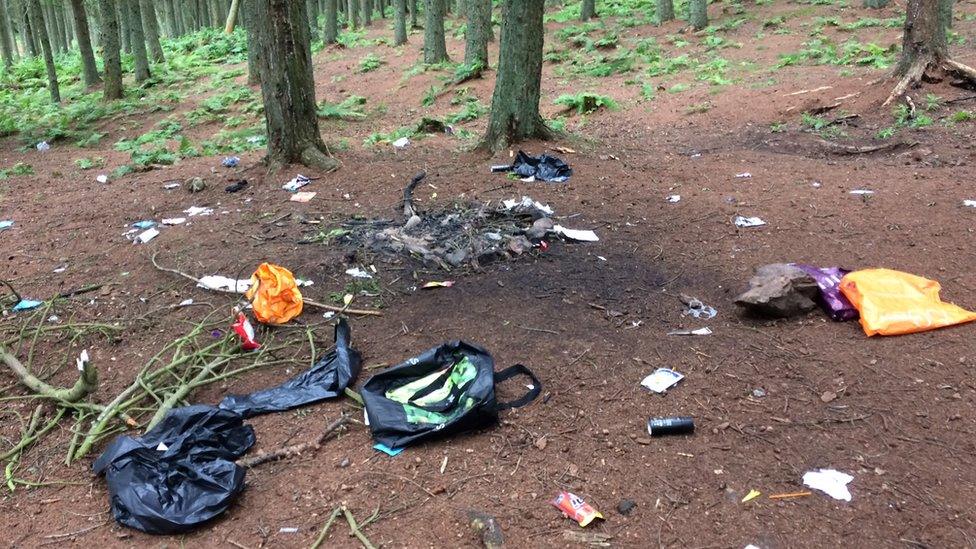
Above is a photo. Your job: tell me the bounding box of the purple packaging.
[794,265,859,322]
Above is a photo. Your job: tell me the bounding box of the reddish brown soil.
[3,2,976,548]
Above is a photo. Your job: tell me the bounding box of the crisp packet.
[551,491,604,527]
[793,265,858,321]
[232,313,261,351]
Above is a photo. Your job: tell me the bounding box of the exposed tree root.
[300,145,340,172]
[237,415,349,468]
[885,55,976,106]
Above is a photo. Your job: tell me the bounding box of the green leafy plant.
[74,157,105,170]
[318,95,367,119]
[0,162,34,179]
[554,92,618,114]
[359,53,383,73]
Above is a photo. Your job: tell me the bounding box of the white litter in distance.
[502,196,554,215]
[36,141,51,151]
[282,174,311,192]
[135,228,159,244]
[392,137,410,149]
[803,469,853,501]
[197,275,251,293]
[735,172,752,179]
[76,349,89,372]
[963,200,976,208]
[162,217,186,225]
[346,267,373,279]
[849,189,874,195]
[553,225,599,242]
[734,216,766,228]
[96,174,109,184]
[667,327,713,336]
[666,195,681,203]
[179,299,194,306]
[164,182,180,189]
[640,368,685,393]
[184,206,214,217]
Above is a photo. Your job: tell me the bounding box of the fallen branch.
[402,171,427,219]
[815,139,918,155]
[0,346,97,403]
[311,506,344,549]
[238,415,349,468]
[343,506,377,549]
[150,253,382,316]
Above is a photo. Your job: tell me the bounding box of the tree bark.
[243,0,262,84]
[46,1,64,53]
[306,0,319,40]
[361,0,371,25]
[480,0,551,152]
[463,0,488,66]
[393,0,406,44]
[98,0,123,98]
[898,0,947,75]
[117,0,129,52]
[324,0,337,42]
[128,0,150,80]
[0,0,15,67]
[409,0,417,27]
[863,0,889,7]
[580,0,595,21]
[253,0,336,171]
[347,0,358,28]
[69,0,101,85]
[15,0,39,57]
[225,0,241,32]
[423,0,447,63]
[657,0,674,22]
[688,0,706,30]
[140,0,164,62]
[28,0,60,102]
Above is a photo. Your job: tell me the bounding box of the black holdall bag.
[360,341,542,450]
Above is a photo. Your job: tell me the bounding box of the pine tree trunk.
[657,0,674,22]
[252,0,335,171]
[225,0,241,32]
[580,0,595,21]
[0,0,14,67]
[463,0,488,66]
[243,0,262,84]
[306,0,319,40]
[118,0,130,52]
[361,0,371,25]
[98,0,123,98]
[348,0,359,28]
[393,0,406,44]
[140,0,164,61]
[898,0,946,75]
[863,0,889,7]
[28,0,60,101]
[324,0,337,42]
[128,0,150,80]
[481,0,550,151]
[90,1,102,46]
[15,0,39,57]
[44,1,61,52]
[688,0,706,30]
[62,1,75,46]
[208,0,220,27]
[69,0,101,85]
[423,0,447,63]
[377,0,385,18]
[939,0,952,29]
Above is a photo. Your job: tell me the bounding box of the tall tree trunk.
[243,0,262,84]
[117,0,129,52]
[225,0,241,32]
[0,0,14,67]
[580,0,595,21]
[480,0,550,151]
[162,0,177,35]
[657,0,674,22]
[128,0,150,80]
[306,0,319,40]
[28,0,60,101]
[208,0,220,27]
[688,0,706,30]
[98,0,123,98]
[377,0,385,18]
[898,0,947,75]
[140,0,164,62]
[393,0,405,44]
[361,0,371,25]
[324,0,337,42]
[347,0,358,27]
[15,0,39,57]
[409,0,417,27]
[863,0,889,7]
[45,0,62,52]
[463,0,488,66]
[423,0,447,63]
[252,0,336,171]
[62,1,75,46]
[939,0,952,29]
[69,0,101,85]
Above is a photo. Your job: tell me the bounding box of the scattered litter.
[421,280,455,289]
[96,174,109,184]
[667,327,712,336]
[246,263,304,325]
[323,311,336,320]
[361,342,540,449]
[279,527,299,534]
[36,140,50,152]
[752,388,767,398]
[812,181,822,188]
[840,268,976,336]
[849,189,874,195]
[597,255,607,261]
[802,469,853,501]
[53,264,67,273]
[493,150,573,183]
[222,156,240,168]
[392,137,411,149]
[553,225,599,242]
[135,228,160,244]
[282,174,311,192]
[680,294,717,319]
[793,265,857,321]
[734,172,752,179]
[161,217,186,226]
[768,491,812,500]
[551,492,604,527]
[232,312,261,351]
[132,220,157,230]
[0,220,13,231]
[197,275,251,293]
[742,489,761,503]
[616,499,636,516]
[187,177,206,193]
[735,263,818,318]
[13,299,43,311]
[290,191,316,203]
[373,443,404,457]
[733,216,766,228]
[163,182,180,190]
[647,416,695,436]
[76,349,89,371]
[246,135,263,144]
[224,179,248,193]
[183,206,213,217]
[666,194,681,203]
[502,196,554,216]
[964,200,976,208]
[345,267,373,279]
[221,319,360,417]
[640,368,684,394]
[178,299,194,307]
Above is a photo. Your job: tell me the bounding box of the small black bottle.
[647,416,695,436]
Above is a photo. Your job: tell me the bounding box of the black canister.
[647,416,695,436]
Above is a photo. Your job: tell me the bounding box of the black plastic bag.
[505,150,573,182]
[361,341,541,450]
[93,405,255,535]
[219,319,362,418]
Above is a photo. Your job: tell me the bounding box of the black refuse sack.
[361,341,541,450]
[92,405,255,535]
[493,150,572,183]
[219,318,362,418]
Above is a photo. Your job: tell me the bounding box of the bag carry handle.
[406,366,477,413]
[494,364,542,411]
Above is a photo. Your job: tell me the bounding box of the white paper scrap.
[803,469,853,501]
[346,267,373,279]
[76,349,90,372]
[734,216,766,228]
[136,228,160,244]
[197,275,251,293]
[282,174,311,192]
[183,206,214,217]
[502,196,554,215]
[849,189,874,195]
[963,200,976,208]
[640,368,685,393]
[162,217,186,225]
[666,195,681,203]
[553,224,599,242]
[667,327,713,336]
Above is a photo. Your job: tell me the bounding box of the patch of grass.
[924,93,941,111]
[318,95,368,119]
[0,162,34,179]
[770,122,787,132]
[640,82,657,101]
[364,126,416,146]
[668,83,690,94]
[685,102,712,114]
[776,38,897,69]
[359,53,383,73]
[876,126,896,139]
[421,85,440,107]
[948,110,974,124]
[74,157,105,170]
[446,100,488,123]
[554,92,618,115]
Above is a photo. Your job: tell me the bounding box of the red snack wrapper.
[232,313,261,351]
[551,491,604,527]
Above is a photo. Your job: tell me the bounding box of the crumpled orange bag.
[245,263,303,324]
[839,269,976,336]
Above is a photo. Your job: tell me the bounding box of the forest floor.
[3,1,976,547]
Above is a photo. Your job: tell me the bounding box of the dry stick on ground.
[311,506,344,549]
[342,506,377,549]
[0,346,97,402]
[237,415,349,468]
[402,171,427,219]
[150,253,382,316]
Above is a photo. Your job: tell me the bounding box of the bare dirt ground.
[3,1,976,547]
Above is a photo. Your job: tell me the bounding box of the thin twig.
[238,415,349,468]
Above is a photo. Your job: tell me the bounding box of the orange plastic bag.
[839,269,976,336]
[245,263,303,325]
